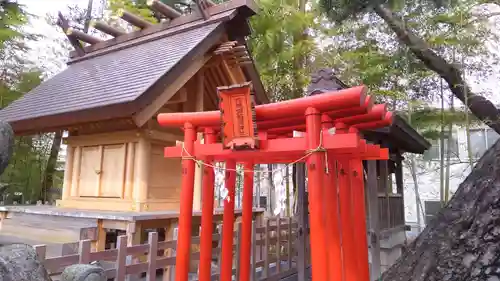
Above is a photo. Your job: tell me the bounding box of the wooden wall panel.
[148,143,181,201]
[78,146,101,197]
[100,144,127,198]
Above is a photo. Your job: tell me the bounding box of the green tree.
[315,1,500,280]
[0,1,29,46]
[0,1,64,203]
[0,70,47,203]
[248,0,317,101]
[318,0,500,134]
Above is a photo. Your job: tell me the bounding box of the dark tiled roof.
[0,22,222,124]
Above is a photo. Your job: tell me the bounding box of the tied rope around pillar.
[179,129,330,201]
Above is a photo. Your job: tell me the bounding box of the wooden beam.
[203,81,216,109]
[91,20,127,37]
[214,41,238,54]
[133,55,212,127]
[57,12,85,56]
[193,71,205,211]
[204,68,219,107]
[133,137,150,207]
[61,145,75,201]
[194,0,210,20]
[144,130,182,143]
[366,160,381,280]
[66,27,103,45]
[147,0,182,19]
[395,153,404,194]
[117,8,153,29]
[124,142,136,200]
[204,0,216,7]
[214,63,231,85]
[221,58,246,83]
[70,147,82,197]
[378,160,390,230]
[165,88,188,105]
[64,130,142,147]
[207,67,222,87]
[155,107,176,115]
[68,0,256,59]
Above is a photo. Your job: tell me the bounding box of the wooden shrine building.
[0,0,266,213]
[0,0,270,257]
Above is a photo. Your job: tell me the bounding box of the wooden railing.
[34,217,299,281]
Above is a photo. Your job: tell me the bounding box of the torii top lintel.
[158,84,392,163]
[157,85,392,130]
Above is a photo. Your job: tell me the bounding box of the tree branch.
[373,4,500,134]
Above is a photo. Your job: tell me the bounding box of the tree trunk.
[0,121,13,177]
[39,131,62,202]
[373,4,500,134]
[444,93,454,203]
[382,139,500,281]
[439,84,446,205]
[408,155,423,233]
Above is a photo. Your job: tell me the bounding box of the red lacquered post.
[350,157,370,281]
[220,160,237,281]
[321,115,343,281]
[239,162,254,281]
[335,122,358,281]
[198,128,217,281]
[347,125,370,280]
[175,122,197,281]
[305,107,328,281]
[337,159,358,281]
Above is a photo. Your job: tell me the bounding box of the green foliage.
[396,106,482,140]
[0,70,49,203]
[0,1,28,46]
[0,2,60,202]
[315,0,495,102]
[248,0,317,101]
[109,0,157,23]
[108,0,197,23]
[108,0,492,142]
[318,0,459,22]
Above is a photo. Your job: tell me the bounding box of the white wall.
[402,125,499,231]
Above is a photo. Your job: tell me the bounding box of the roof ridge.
[68,12,235,65]
[62,0,257,61]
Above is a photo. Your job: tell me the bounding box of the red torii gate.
[157,84,391,281]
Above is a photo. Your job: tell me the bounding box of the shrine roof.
[0,0,267,134]
[363,115,431,154]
